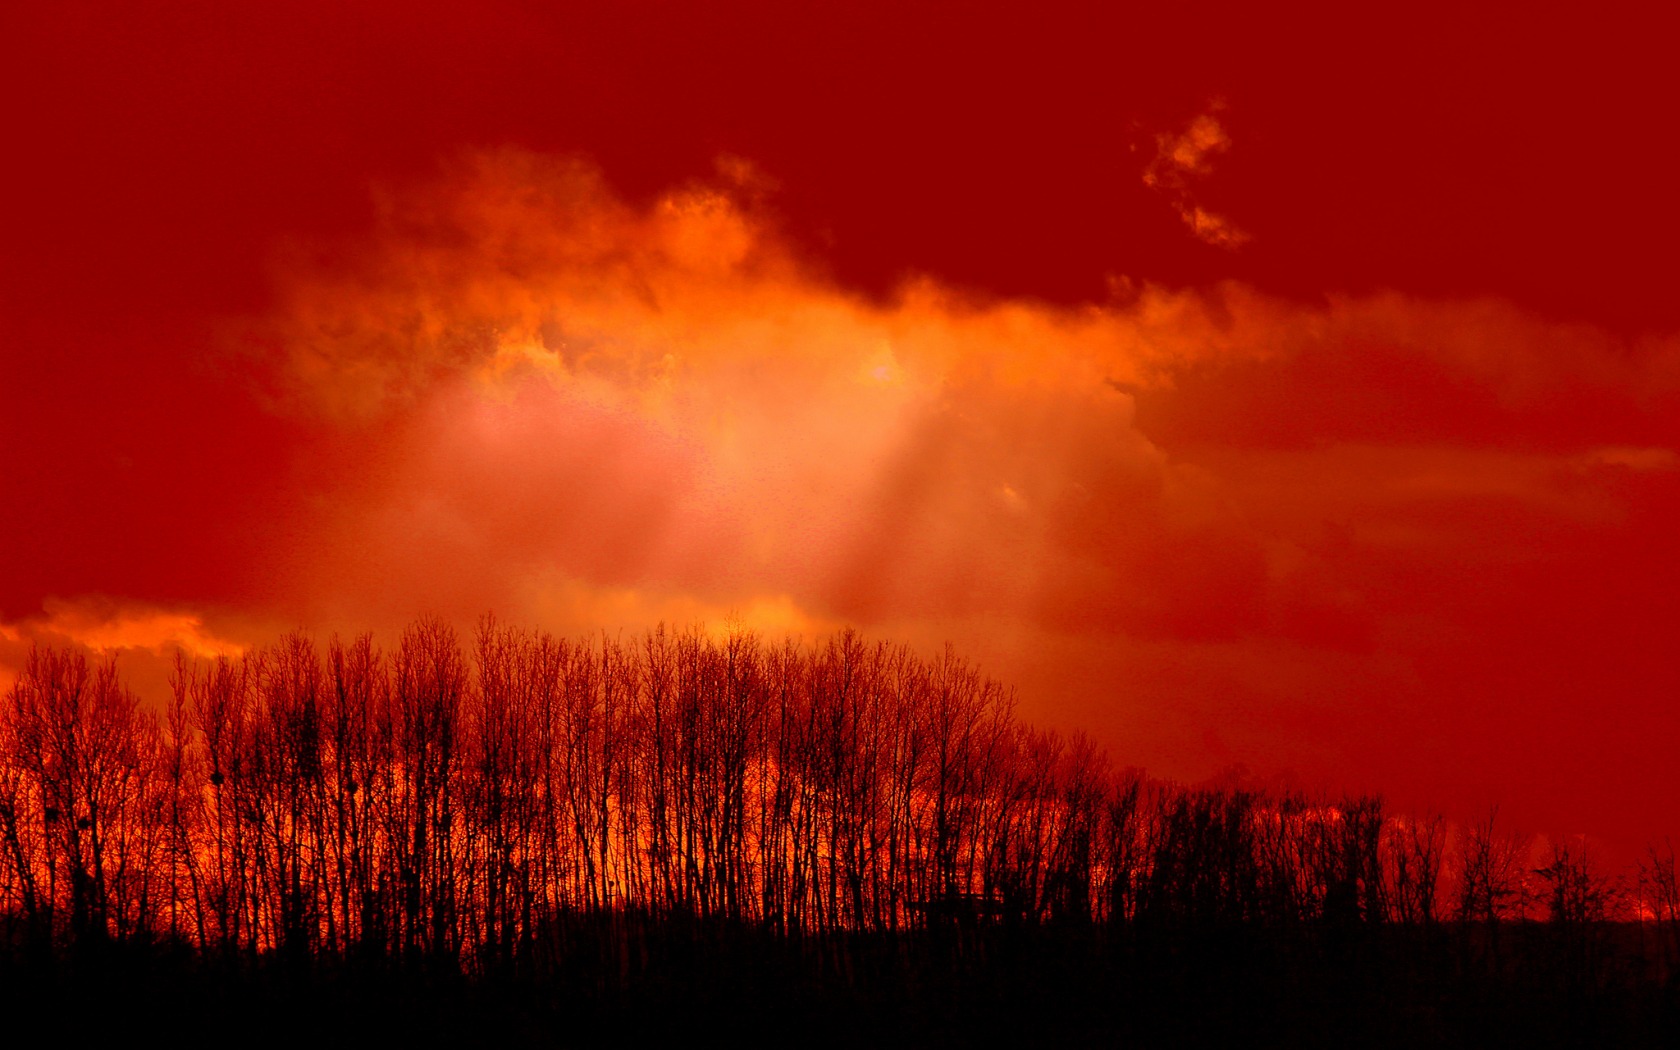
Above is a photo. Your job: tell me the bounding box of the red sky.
[4,1,1679,859]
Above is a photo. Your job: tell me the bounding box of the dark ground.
[5,922,1675,1047]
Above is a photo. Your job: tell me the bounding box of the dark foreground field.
[6,920,1677,1048]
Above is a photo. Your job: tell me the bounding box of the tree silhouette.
[0,620,1674,1046]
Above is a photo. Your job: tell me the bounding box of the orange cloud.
[512,571,837,644]
[250,152,1239,630]
[0,597,255,703]
[225,150,1680,858]
[257,151,1208,425]
[3,597,249,659]
[243,152,1680,657]
[1142,105,1249,249]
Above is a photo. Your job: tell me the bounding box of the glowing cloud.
[4,597,249,659]
[0,597,253,699]
[245,152,1680,668]
[1142,104,1249,249]
[206,149,1680,853]
[250,151,1260,639]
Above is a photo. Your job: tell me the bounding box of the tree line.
[2,617,1676,984]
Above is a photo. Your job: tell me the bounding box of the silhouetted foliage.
[1,619,1675,1045]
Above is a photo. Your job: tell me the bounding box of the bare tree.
[1640,839,1680,977]
[1384,810,1446,927]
